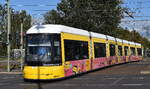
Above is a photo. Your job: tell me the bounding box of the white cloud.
[120,19,150,38]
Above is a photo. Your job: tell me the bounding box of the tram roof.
[107,35,115,41]
[90,32,107,39]
[135,43,141,46]
[129,41,135,45]
[116,38,122,43]
[27,24,142,46]
[26,24,90,36]
[123,40,129,44]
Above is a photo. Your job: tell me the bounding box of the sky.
[0,0,60,16]
[0,0,150,38]
[121,0,150,37]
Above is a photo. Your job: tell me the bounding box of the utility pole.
[19,10,24,71]
[20,21,23,71]
[6,0,11,72]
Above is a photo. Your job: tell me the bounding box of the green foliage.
[44,10,61,24]
[43,0,150,49]
[141,37,150,49]
[0,4,31,56]
[44,0,123,36]
[115,27,131,40]
[11,10,31,49]
[116,27,150,49]
[0,4,7,56]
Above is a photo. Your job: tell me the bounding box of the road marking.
[75,77,123,80]
[49,84,106,86]
[63,84,79,86]
[46,84,78,86]
[105,77,119,80]
[19,83,37,86]
[74,77,90,80]
[140,71,150,74]
[2,77,15,79]
[139,77,144,80]
[111,77,124,85]
[122,84,143,86]
[84,84,106,86]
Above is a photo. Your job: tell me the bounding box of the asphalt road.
[1,59,150,89]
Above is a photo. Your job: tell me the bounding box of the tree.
[0,4,7,56]
[130,30,142,43]
[116,27,150,49]
[11,10,31,49]
[43,0,150,49]
[0,3,31,56]
[44,10,61,24]
[115,27,131,40]
[44,0,123,36]
[141,37,150,49]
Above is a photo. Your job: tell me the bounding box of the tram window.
[109,44,116,56]
[118,45,122,56]
[130,47,136,56]
[27,34,51,44]
[94,42,106,58]
[53,41,61,62]
[124,46,129,56]
[64,40,89,61]
[26,34,62,66]
[137,48,142,56]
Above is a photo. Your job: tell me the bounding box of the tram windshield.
[25,34,62,66]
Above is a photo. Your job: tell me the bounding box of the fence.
[0,49,24,72]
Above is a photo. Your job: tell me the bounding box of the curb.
[0,72,22,74]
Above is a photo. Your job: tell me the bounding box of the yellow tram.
[23,24,143,80]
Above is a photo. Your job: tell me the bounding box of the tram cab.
[24,25,65,80]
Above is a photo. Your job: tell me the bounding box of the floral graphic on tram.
[64,59,89,76]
